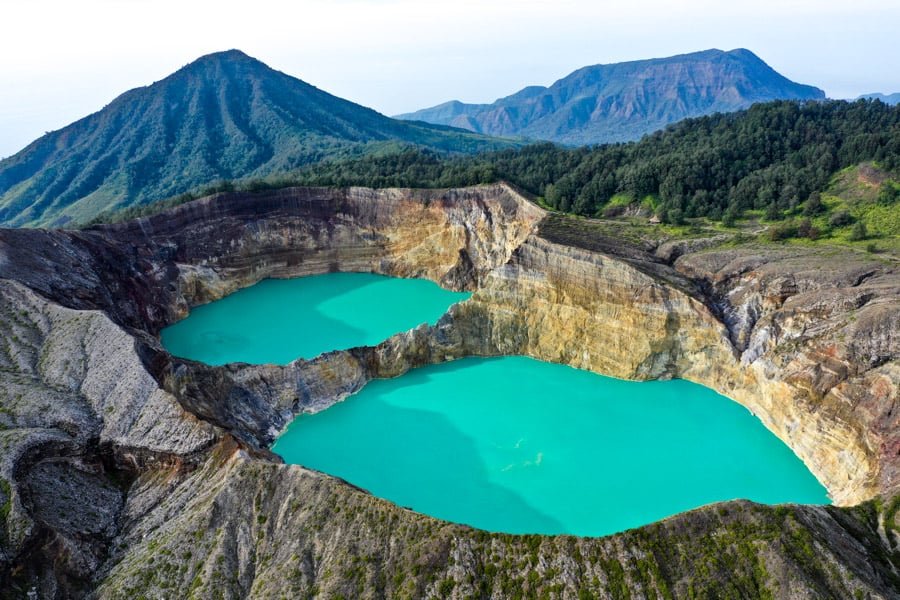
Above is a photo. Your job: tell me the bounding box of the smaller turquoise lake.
[274,357,830,537]
[160,272,470,365]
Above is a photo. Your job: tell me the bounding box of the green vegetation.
[88,100,898,252]
[284,99,900,225]
[79,99,899,259]
[0,50,515,228]
[0,477,11,522]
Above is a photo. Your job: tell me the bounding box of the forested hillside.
[95,100,900,246]
[0,50,512,227]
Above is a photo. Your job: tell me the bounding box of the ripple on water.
[274,356,830,537]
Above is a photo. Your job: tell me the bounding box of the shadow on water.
[274,388,567,535]
[305,271,383,304]
[161,295,370,365]
[161,273,426,365]
[162,273,469,365]
[277,355,831,536]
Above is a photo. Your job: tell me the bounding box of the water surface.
[274,356,829,537]
[161,272,470,365]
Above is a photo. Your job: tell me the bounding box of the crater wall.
[0,185,896,598]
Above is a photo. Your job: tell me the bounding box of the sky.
[1,0,899,158]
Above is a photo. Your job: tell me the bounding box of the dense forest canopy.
[97,100,900,228]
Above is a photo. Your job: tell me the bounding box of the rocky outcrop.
[357,234,897,506]
[0,185,542,334]
[459,238,898,506]
[675,248,900,502]
[0,279,216,597]
[0,184,896,598]
[93,440,900,600]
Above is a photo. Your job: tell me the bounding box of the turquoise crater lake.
[274,357,830,537]
[160,272,471,365]
[161,272,829,537]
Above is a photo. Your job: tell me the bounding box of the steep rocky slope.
[0,185,897,598]
[397,49,825,145]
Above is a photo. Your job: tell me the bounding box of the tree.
[544,184,561,209]
[829,210,853,227]
[878,182,899,205]
[669,208,685,226]
[722,206,739,228]
[849,221,868,241]
[148,99,899,230]
[803,192,825,216]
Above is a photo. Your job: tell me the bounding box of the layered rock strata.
[0,184,896,598]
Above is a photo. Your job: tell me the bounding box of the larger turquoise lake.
[161,273,829,537]
[274,356,829,536]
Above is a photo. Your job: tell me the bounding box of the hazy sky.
[1,0,899,157]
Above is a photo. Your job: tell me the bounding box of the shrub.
[722,207,739,228]
[601,204,626,218]
[768,221,798,241]
[796,218,820,240]
[803,192,825,216]
[849,221,868,241]
[877,182,899,205]
[829,210,853,227]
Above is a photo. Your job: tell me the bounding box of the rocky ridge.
[0,184,897,598]
[396,49,825,145]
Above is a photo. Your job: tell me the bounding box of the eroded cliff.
[0,185,896,598]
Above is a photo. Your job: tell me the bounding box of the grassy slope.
[541,162,899,260]
[821,164,900,246]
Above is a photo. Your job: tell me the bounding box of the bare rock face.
[93,441,899,600]
[0,184,897,598]
[107,185,545,327]
[0,280,216,597]
[362,234,897,506]
[675,248,900,503]
[475,239,897,505]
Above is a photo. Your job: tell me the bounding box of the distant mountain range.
[858,93,900,106]
[0,48,835,227]
[396,49,825,145]
[0,50,511,227]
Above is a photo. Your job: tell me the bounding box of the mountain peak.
[191,48,257,64]
[721,47,767,64]
[726,47,757,58]
[0,52,510,227]
[172,49,270,78]
[397,48,824,145]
